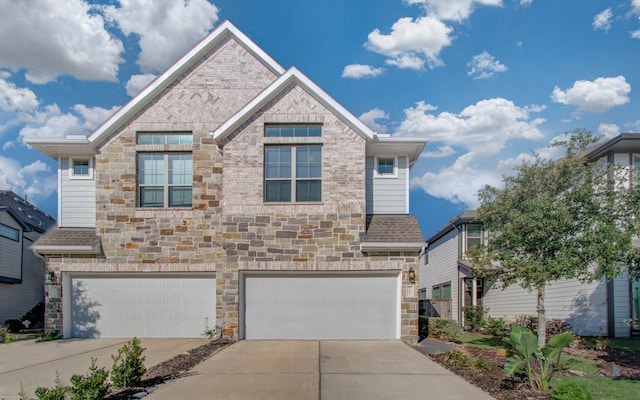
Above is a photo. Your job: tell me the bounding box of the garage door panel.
[244,274,399,340]
[70,275,215,338]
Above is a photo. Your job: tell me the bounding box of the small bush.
[429,318,463,343]
[36,331,62,343]
[512,315,572,339]
[34,372,69,400]
[551,381,592,400]
[201,317,219,339]
[69,358,109,400]
[441,349,491,371]
[111,337,146,388]
[4,319,24,333]
[462,306,487,331]
[0,326,8,342]
[484,316,510,337]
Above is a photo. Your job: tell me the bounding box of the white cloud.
[520,0,533,6]
[0,156,56,202]
[598,123,620,139]
[365,15,454,70]
[405,0,503,22]
[467,51,507,79]
[359,108,390,134]
[102,0,219,73]
[342,64,385,79]
[631,30,640,39]
[0,76,39,113]
[551,76,631,112]
[126,73,157,96]
[633,0,640,15]
[420,145,457,158]
[593,8,613,31]
[397,98,545,156]
[0,0,123,83]
[18,104,119,143]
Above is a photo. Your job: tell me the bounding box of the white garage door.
[242,273,399,339]
[69,274,215,338]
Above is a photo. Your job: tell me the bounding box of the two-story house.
[421,134,640,338]
[0,191,56,326]
[27,21,427,341]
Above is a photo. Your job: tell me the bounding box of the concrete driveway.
[146,340,495,400]
[0,338,209,400]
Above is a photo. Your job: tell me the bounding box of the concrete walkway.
[146,340,494,400]
[0,338,209,400]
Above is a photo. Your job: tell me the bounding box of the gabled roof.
[580,133,640,161]
[27,20,286,159]
[426,209,478,245]
[0,191,56,233]
[212,67,376,143]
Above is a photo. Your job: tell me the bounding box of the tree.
[473,130,639,346]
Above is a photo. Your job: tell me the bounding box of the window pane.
[296,147,321,178]
[443,284,451,299]
[169,187,192,207]
[294,127,309,137]
[0,224,19,241]
[280,127,294,137]
[166,135,180,144]
[296,180,321,202]
[265,148,291,179]
[140,187,164,207]
[433,286,441,299]
[264,125,322,137]
[73,159,89,175]
[138,134,153,144]
[265,127,279,137]
[265,181,291,202]
[308,126,321,137]
[139,155,164,184]
[377,158,394,174]
[168,154,193,185]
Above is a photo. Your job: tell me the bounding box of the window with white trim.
[374,156,397,177]
[0,223,19,241]
[466,225,483,250]
[138,153,193,207]
[69,158,93,179]
[264,146,322,202]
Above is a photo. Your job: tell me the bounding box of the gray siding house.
[421,134,640,338]
[28,21,427,341]
[0,191,56,325]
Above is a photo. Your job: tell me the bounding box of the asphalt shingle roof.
[0,190,56,233]
[34,227,100,248]
[363,215,425,243]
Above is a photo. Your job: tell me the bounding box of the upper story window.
[466,224,483,250]
[265,146,322,202]
[0,223,19,241]
[138,133,193,145]
[70,158,93,179]
[265,125,322,138]
[137,132,193,208]
[374,156,397,177]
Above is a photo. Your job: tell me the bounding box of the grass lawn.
[552,376,640,400]
[459,332,507,349]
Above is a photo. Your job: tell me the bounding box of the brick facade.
[39,29,420,342]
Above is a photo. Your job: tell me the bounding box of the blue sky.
[0,0,639,238]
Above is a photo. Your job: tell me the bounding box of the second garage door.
[68,274,215,338]
[242,273,400,340]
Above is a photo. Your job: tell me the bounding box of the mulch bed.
[106,338,234,399]
[431,342,640,400]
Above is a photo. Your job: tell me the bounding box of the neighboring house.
[0,191,56,325]
[420,134,640,338]
[27,21,427,341]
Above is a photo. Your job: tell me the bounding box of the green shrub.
[551,381,592,400]
[512,315,572,339]
[484,316,510,337]
[69,358,109,400]
[0,326,8,342]
[33,372,69,400]
[111,337,146,388]
[462,306,487,331]
[36,331,62,343]
[429,318,463,343]
[504,325,573,391]
[441,349,491,370]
